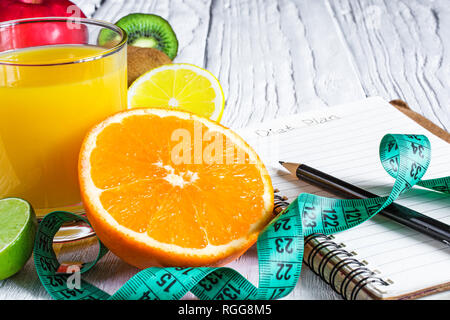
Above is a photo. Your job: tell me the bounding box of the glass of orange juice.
[0,17,127,240]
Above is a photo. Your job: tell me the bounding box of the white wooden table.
[1,0,449,300]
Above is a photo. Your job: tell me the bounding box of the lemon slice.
[128,63,225,122]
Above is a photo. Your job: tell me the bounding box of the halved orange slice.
[79,108,273,268]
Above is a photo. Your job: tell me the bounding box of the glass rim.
[0,17,127,67]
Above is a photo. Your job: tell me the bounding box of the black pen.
[279,161,450,245]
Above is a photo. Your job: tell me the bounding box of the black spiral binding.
[273,192,290,215]
[274,193,391,300]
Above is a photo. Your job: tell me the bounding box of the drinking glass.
[0,17,127,241]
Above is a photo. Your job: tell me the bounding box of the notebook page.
[236,97,450,299]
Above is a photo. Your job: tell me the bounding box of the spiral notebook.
[236,97,450,300]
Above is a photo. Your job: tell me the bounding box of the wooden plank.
[205,0,365,128]
[327,0,450,131]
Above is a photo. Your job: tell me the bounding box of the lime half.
[0,198,37,280]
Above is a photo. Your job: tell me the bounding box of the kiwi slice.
[98,13,178,60]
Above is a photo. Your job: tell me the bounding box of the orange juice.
[0,44,127,214]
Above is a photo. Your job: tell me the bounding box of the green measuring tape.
[33,134,450,300]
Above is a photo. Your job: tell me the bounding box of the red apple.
[0,0,88,51]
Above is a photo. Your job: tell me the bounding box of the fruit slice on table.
[128,64,225,122]
[98,13,178,60]
[0,198,37,280]
[79,108,273,268]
